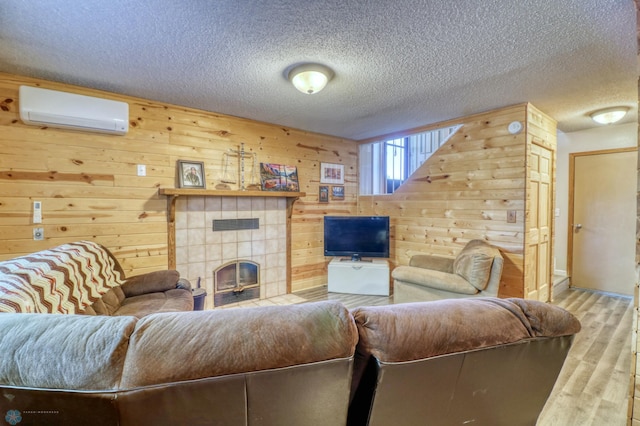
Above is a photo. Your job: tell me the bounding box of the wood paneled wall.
[0,73,358,291]
[357,104,556,298]
[0,72,556,297]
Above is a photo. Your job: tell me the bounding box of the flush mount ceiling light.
[287,63,334,94]
[590,107,629,125]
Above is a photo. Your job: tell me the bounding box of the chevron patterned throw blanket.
[0,241,124,313]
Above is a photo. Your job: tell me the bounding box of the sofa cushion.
[392,266,479,295]
[452,241,496,291]
[114,289,194,318]
[120,300,358,388]
[0,313,137,390]
[351,297,580,364]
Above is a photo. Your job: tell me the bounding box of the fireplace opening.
[214,260,260,306]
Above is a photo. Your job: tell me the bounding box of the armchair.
[392,239,504,303]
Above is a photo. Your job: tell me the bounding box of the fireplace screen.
[214,260,260,306]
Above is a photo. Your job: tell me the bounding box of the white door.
[570,149,637,295]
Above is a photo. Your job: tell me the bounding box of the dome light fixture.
[590,107,629,125]
[288,63,334,95]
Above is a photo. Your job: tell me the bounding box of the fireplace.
[214,260,260,306]
[170,194,292,310]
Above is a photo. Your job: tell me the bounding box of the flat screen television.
[323,215,390,261]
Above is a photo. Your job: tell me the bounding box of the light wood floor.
[294,286,634,425]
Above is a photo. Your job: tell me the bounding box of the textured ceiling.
[0,0,636,140]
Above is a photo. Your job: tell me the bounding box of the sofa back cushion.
[85,287,127,316]
[0,241,124,313]
[0,313,137,390]
[452,240,498,291]
[120,300,358,388]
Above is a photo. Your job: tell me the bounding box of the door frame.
[566,147,637,280]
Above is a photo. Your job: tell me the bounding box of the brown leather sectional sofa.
[0,296,580,425]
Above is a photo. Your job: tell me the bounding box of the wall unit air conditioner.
[19,86,129,135]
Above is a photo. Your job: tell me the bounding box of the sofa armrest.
[176,278,192,291]
[409,255,454,273]
[121,270,187,297]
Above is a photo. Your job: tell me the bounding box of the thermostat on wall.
[508,121,523,134]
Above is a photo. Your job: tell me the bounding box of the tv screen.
[323,216,390,261]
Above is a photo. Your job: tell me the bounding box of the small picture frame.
[320,162,344,185]
[178,160,206,189]
[319,185,329,203]
[331,185,344,200]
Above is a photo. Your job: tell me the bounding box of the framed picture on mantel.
[178,160,206,189]
[260,163,300,192]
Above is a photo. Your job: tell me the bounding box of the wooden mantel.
[158,188,306,293]
[158,188,306,198]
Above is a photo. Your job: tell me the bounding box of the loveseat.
[392,239,504,302]
[0,295,580,425]
[0,240,193,316]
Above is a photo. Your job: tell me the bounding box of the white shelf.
[327,258,390,296]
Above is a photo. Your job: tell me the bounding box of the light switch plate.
[507,210,517,223]
[137,164,146,176]
[33,201,42,224]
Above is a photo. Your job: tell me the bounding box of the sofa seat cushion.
[392,266,479,295]
[114,289,194,318]
[452,241,496,291]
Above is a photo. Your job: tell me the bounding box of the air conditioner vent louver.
[19,86,128,135]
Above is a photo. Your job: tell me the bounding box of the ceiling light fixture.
[590,107,629,125]
[288,63,334,95]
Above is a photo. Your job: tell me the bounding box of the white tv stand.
[327,258,390,296]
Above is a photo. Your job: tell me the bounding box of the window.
[359,124,461,195]
[385,138,407,193]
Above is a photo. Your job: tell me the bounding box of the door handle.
[574,224,582,232]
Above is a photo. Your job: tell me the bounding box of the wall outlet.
[137,164,146,176]
[507,210,517,223]
[33,227,44,241]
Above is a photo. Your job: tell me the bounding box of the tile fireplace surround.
[174,195,288,310]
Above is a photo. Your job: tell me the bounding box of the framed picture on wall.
[260,163,300,192]
[320,163,344,185]
[178,160,206,189]
[331,185,344,200]
[319,185,329,203]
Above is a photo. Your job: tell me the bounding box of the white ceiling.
[0,0,636,140]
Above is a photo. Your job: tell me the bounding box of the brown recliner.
[0,240,193,317]
[347,298,581,426]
